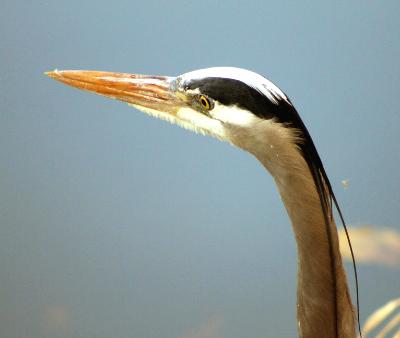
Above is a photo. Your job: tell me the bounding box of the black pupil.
[201,97,208,107]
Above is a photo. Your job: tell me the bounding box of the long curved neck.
[231,120,356,337]
[272,160,355,338]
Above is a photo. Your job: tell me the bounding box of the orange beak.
[45,69,186,113]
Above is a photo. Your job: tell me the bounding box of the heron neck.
[255,149,356,338]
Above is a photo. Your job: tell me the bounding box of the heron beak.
[46,69,227,140]
[45,70,186,115]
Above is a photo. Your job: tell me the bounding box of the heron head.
[46,67,300,156]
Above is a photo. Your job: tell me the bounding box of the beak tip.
[45,69,61,79]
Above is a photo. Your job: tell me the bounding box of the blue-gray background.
[1,1,399,337]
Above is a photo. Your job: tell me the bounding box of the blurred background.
[1,1,399,337]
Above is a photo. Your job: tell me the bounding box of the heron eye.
[199,95,212,110]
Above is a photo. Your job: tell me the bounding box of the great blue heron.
[46,67,361,338]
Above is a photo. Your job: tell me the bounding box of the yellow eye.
[199,95,211,110]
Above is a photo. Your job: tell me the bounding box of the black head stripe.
[184,77,306,127]
[184,78,279,120]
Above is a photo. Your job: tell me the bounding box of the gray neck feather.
[227,120,356,338]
